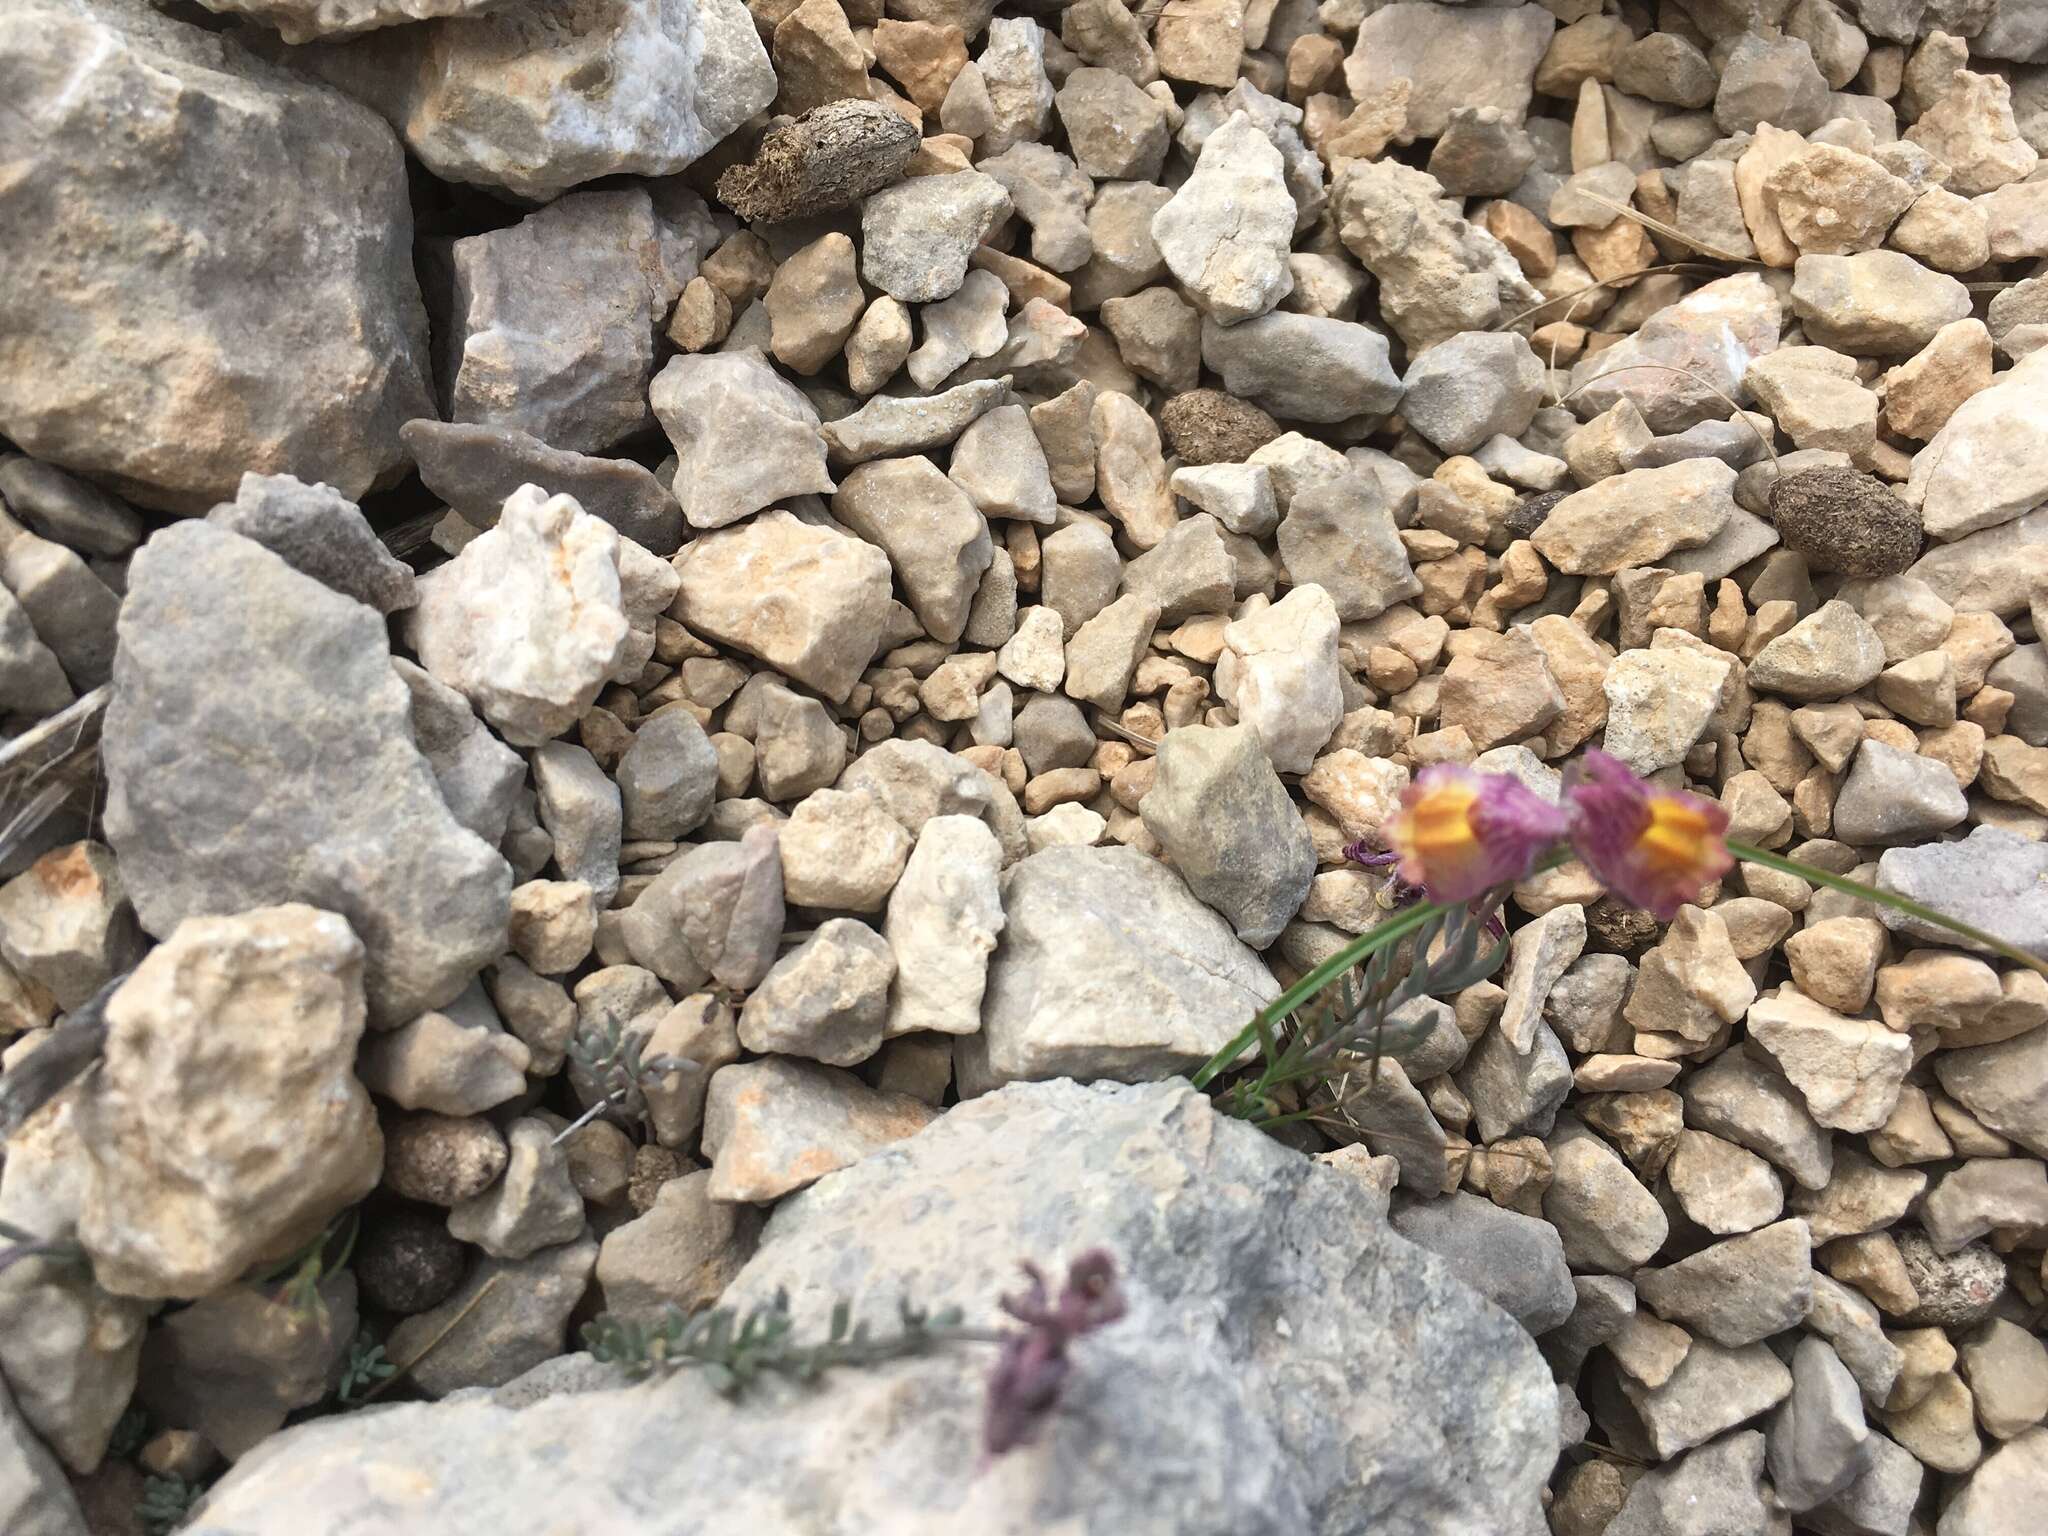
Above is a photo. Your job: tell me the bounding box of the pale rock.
[1745,347,1880,459]
[1090,391,1177,549]
[76,906,381,1299]
[845,296,912,396]
[1056,68,1169,181]
[1331,156,1543,352]
[671,511,892,703]
[1217,586,1344,773]
[1140,724,1315,947]
[1298,751,1409,846]
[1152,112,1296,324]
[883,816,1004,1038]
[980,145,1093,274]
[1668,1129,1786,1235]
[960,846,1279,1095]
[1620,1340,1794,1461]
[997,607,1066,693]
[1906,71,2039,196]
[833,456,992,644]
[737,919,895,1067]
[1275,471,1418,622]
[951,404,1056,524]
[1171,462,1279,538]
[593,1170,759,1324]
[1792,250,1974,355]
[1833,739,1970,844]
[822,377,1010,464]
[447,1119,586,1262]
[1437,627,1564,752]
[1716,29,1830,134]
[1342,2,1556,140]
[1565,274,1782,434]
[1683,1047,1835,1191]
[532,743,621,908]
[649,351,835,531]
[1891,186,1994,272]
[1498,904,1587,1055]
[778,789,912,914]
[357,994,531,1117]
[1601,644,1734,774]
[1400,333,1545,457]
[306,0,775,201]
[1921,1158,2048,1255]
[1543,1118,1668,1274]
[1198,310,1405,422]
[1748,988,1915,1134]
[1636,1219,1815,1348]
[1905,348,2048,542]
[1609,1429,1774,1536]
[1065,592,1162,714]
[860,171,1013,303]
[1530,460,1739,575]
[765,233,863,376]
[1748,600,1887,701]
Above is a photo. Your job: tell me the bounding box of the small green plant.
[252,1208,360,1323]
[583,1291,991,1394]
[137,1474,198,1536]
[553,1014,695,1145]
[335,1326,395,1405]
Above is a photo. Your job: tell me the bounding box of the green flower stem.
[1189,899,1444,1092]
[1728,840,2048,979]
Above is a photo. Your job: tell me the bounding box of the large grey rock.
[1400,333,1545,456]
[1139,724,1315,947]
[305,0,775,201]
[1567,273,1782,435]
[958,846,1279,1096]
[1634,1220,1815,1348]
[1934,1026,2048,1158]
[1343,3,1555,140]
[102,523,511,1024]
[401,421,684,556]
[191,1080,1558,1536]
[1199,312,1404,424]
[393,659,524,848]
[440,188,694,456]
[1770,1335,1874,1512]
[0,0,434,513]
[1388,1191,1575,1335]
[1832,739,1969,845]
[1877,826,2048,963]
[1609,1430,1773,1536]
[206,472,415,614]
[0,1374,87,1536]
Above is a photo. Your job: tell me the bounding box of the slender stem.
[1189,901,1445,1091]
[551,1088,625,1147]
[1729,841,2048,979]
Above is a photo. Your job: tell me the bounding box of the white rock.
[1152,112,1297,324]
[403,486,630,747]
[1217,586,1344,774]
[1748,988,1915,1134]
[883,816,1005,1037]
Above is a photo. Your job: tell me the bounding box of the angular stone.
[104,524,509,1024]
[1544,1118,1668,1273]
[1601,645,1733,775]
[883,815,1004,1038]
[737,918,894,1067]
[442,188,692,455]
[1274,473,1418,622]
[1906,348,2048,543]
[1877,826,2048,965]
[76,906,382,1299]
[593,1169,759,1323]
[960,846,1278,1095]
[1748,600,1888,702]
[1343,2,1555,140]
[649,350,835,531]
[703,1056,936,1203]
[950,403,1056,523]
[671,510,893,703]
[1140,725,1314,948]
[1388,1191,1575,1334]
[193,1080,1558,1536]
[618,706,719,841]
[206,472,414,614]
[1621,1339,1794,1461]
[833,457,991,644]
[1539,464,1737,582]
[400,420,683,556]
[385,1233,598,1399]
[1567,273,1782,434]
[1791,251,1974,355]
[1935,1026,2048,1158]
[860,171,1012,303]
[778,788,912,914]
[532,742,621,908]
[1748,989,1915,1134]
[0,1370,87,1536]
[1400,333,1544,457]
[822,377,1010,464]
[1216,586,1344,773]
[1609,1430,1773,1536]
[448,1118,587,1262]
[1198,311,1404,424]
[0,0,433,513]
[1636,1220,1815,1348]
[308,0,775,201]
[357,993,531,1117]
[1832,739,1969,844]
[1153,112,1296,324]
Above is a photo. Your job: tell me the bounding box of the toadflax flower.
[1379,764,1569,905]
[1564,749,1732,920]
[983,1249,1126,1460]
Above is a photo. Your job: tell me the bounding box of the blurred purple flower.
[1381,764,1569,904]
[982,1249,1126,1460]
[1564,749,1732,920]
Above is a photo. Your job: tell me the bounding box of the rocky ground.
[3,0,2048,1532]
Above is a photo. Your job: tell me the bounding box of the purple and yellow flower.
[1564,749,1732,920]
[1381,765,1570,905]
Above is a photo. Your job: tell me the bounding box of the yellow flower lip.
[1637,797,1716,875]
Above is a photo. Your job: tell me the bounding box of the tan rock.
[1881,318,1993,440]
[1767,144,1916,255]
[773,0,869,117]
[1889,187,1992,273]
[1784,916,1887,1014]
[76,906,382,1299]
[765,232,866,376]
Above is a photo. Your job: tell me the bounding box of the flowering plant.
[1193,749,2047,1127]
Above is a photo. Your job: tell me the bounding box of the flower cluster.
[982,1249,1126,1460]
[1374,749,1731,921]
